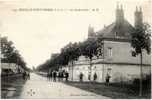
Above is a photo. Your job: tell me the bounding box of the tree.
[36,38,102,81]
[60,42,81,80]
[68,42,81,80]
[80,38,99,81]
[36,42,81,74]
[131,23,151,96]
[1,37,14,63]
[1,36,28,71]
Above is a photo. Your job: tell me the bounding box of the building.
[1,63,25,75]
[63,5,151,83]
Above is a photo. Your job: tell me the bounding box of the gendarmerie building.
[62,5,151,83]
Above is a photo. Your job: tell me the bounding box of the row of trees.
[1,36,29,71]
[36,37,103,73]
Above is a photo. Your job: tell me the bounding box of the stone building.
[63,5,151,83]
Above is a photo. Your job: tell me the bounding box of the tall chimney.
[88,25,95,39]
[116,4,124,26]
[134,6,143,29]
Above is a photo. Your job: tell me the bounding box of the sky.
[0,0,151,68]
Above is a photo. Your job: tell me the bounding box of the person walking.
[47,72,49,81]
[23,72,26,80]
[58,71,61,82]
[106,73,111,85]
[49,71,52,81]
[79,72,83,82]
[28,72,30,80]
[93,72,97,82]
[65,71,69,82]
[50,71,53,81]
[52,71,54,82]
[88,73,91,81]
[61,71,64,81]
[53,71,57,82]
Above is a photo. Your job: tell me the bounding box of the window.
[108,47,112,57]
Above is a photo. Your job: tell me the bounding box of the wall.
[66,63,151,83]
[64,40,151,83]
[103,40,151,65]
[102,64,151,83]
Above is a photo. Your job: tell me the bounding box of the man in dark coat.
[106,73,111,85]
[65,71,69,82]
[53,71,57,82]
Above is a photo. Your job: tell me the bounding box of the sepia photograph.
[0,0,151,99]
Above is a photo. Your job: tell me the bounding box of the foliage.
[131,23,151,96]
[79,38,99,60]
[36,37,103,72]
[1,36,28,70]
[36,42,81,71]
[131,23,151,55]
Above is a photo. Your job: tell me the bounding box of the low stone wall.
[102,64,151,83]
[66,63,151,83]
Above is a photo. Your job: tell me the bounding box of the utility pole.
[139,50,143,96]
[102,41,105,82]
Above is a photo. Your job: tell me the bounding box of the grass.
[64,81,151,99]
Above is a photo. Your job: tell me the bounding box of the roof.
[96,20,135,39]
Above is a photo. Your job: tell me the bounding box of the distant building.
[65,4,151,83]
[1,63,25,75]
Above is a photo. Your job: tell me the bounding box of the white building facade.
[62,5,151,83]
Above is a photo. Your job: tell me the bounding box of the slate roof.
[96,20,135,39]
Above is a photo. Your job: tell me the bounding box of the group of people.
[79,72,111,85]
[46,70,111,84]
[23,71,30,80]
[47,70,69,82]
[79,72,98,82]
[90,72,98,81]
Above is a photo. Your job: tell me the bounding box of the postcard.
[0,0,151,99]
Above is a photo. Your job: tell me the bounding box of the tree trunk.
[72,61,73,81]
[139,51,143,96]
[89,58,92,82]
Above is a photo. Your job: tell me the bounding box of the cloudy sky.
[0,0,151,68]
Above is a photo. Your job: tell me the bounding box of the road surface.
[3,73,110,99]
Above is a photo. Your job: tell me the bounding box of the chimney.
[116,4,124,26]
[134,6,143,29]
[88,25,95,39]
